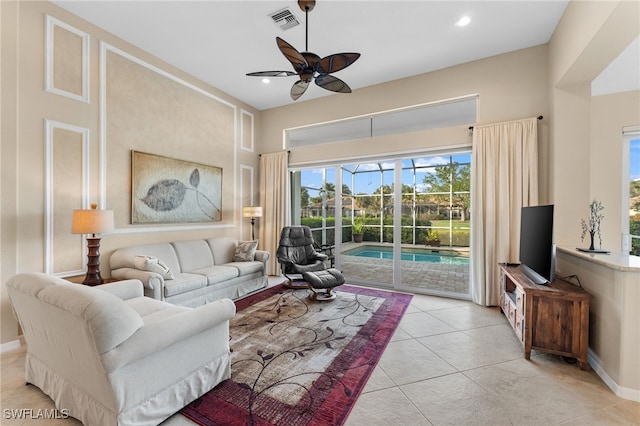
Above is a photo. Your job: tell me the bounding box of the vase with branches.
[580,200,604,251]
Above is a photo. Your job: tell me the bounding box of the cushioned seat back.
[207,237,237,265]
[276,226,319,266]
[172,240,215,271]
[110,243,181,273]
[6,273,143,409]
[7,273,143,354]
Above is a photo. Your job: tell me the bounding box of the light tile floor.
[2,290,638,425]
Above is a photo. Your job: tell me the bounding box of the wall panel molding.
[240,109,255,152]
[240,164,255,240]
[45,15,89,103]
[44,119,89,276]
[100,42,238,233]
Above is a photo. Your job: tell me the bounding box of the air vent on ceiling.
[269,8,299,31]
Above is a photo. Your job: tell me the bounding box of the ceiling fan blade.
[276,37,307,73]
[301,52,321,69]
[291,80,309,100]
[316,53,361,74]
[246,71,297,77]
[315,74,352,93]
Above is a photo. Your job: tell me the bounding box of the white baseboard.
[0,339,21,353]
[589,348,640,402]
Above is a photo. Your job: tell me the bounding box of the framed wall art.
[131,151,222,224]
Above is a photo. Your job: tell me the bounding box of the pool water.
[344,245,469,265]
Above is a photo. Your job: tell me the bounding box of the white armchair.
[6,273,236,426]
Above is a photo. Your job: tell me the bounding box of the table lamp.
[242,206,263,240]
[71,203,114,285]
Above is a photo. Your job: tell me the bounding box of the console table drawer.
[515,288,525,312]
[507,300,517,327]
[500,293,509,315]
[514,313,525,342]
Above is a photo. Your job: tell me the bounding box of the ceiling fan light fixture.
[246,0,360,101]
[455,15,471,27]
[261,78,271,84]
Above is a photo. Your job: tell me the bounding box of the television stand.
[499,264,592,370]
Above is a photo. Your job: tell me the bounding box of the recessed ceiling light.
[455,15,471,27]
[261,78,270,84]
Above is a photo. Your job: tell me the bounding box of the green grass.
[424,219,470,247]
[301,217,471,247]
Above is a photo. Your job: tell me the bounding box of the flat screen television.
[519,204,555,285]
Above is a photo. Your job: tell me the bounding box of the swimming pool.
[343,245,469,265]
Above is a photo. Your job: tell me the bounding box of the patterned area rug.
[181,284,412,426]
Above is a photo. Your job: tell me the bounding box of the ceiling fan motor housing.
[298,0,315,12]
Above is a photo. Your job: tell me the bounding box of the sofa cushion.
[133,255,175,279]
[233,240,258,262]
[206,237,237,265]
[191,265,239,285]
[110,243,181,274]
[172,240,215,272]
[227,261,264,276]
[163,273,208,297]
[125,297,190,325]
[34,278,143,354]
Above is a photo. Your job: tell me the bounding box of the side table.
[65,275,121,285]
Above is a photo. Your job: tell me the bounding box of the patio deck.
[336,242,470,297]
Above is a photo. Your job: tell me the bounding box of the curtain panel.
[470,117,539,306]
[259,151,290,275]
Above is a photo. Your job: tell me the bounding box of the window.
[285,96,478,148]
[626,133,640,255]
[290,150,471,297]
[294,168,337,246]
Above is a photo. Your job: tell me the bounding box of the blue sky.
[300,154,471,195]
[631,139,640,181]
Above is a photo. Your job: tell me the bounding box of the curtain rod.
[259,150,290,157]
[468,115,543,131]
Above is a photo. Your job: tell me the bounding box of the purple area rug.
[180,284,412,426]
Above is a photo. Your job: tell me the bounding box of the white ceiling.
[51,0,575,110]
[592,36,640,97]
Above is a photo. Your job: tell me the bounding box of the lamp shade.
[71,206,114,234]
[242,206,263,218]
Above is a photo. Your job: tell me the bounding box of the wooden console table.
[499,264,592,370]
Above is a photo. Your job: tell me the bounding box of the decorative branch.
[580,200,604,249]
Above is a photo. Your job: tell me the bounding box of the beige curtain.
[259,151,290,275]
[471,117,538,306]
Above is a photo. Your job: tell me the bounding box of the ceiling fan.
[246,0,361,101]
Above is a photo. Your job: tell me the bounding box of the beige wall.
[0,1,262,345]
[1,1,21,346]
[549,0,640,247]
[549,0,640,400]
[591,91,639,249]
[261,45,550,200]
[556,251,640,397]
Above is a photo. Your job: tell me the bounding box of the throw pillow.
[233,240,259,262]
[133,255,175,279]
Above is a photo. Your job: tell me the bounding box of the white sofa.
[6,273,236,426]
[109,237,269,307]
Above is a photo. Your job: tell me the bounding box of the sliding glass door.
[291,150,471,299]
[340,162,396,287]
